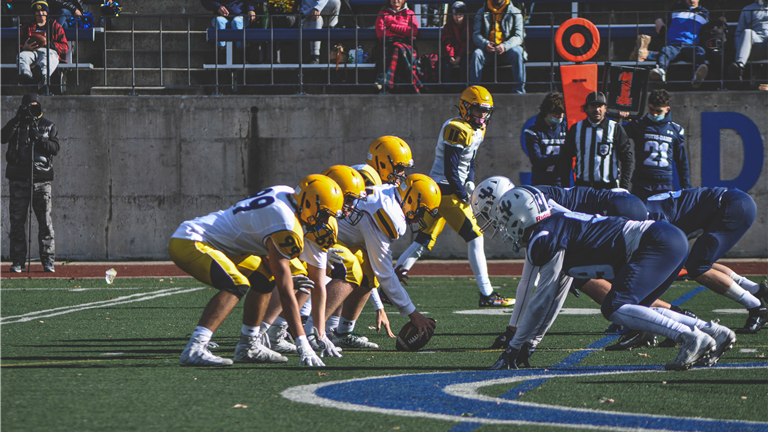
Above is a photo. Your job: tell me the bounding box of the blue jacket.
[666,1,709,45]
[201,0,255,16]
[525,113,567,186]
[624,113,690,189]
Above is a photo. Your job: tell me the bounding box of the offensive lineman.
[396,86,514,307]
[169,175,343,367]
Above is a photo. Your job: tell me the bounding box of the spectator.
[729,0,768,80]
[557,91,632,190]
[202,1,257,52]
[649,0,709,88]
[622,89,691,202]
[1,93,60,273]
[524,92,567,186]
[374,0,421,93]
[48,0,84,30]
[18,1,68,85]
[441,1,472,83]
[469,0,525,93]
[300,0,341,64]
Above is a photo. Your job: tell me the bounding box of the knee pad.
[222,284,249,300]
[600,290,619,320]
[248,271,275,294]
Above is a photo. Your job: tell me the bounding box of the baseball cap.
[585,91,607,105]
[451,1,467,13]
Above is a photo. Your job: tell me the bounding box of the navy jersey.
[624,113,691,188]
[645,187,728,235]
[533,186,636,217]
[524,113,568,186]
[527,212,636,280]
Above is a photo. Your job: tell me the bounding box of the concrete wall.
[2,92,766,261]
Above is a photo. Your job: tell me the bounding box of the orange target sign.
[555,18,600,63]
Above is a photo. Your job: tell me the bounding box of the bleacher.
[0,0,764,95]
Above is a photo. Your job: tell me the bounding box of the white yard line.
[0,287,207,325]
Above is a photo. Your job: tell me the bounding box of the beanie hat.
[31,1,49,13]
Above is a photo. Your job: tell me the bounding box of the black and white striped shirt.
[558,117,632,189]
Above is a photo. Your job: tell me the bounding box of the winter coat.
[472,2,524,53]
[442,17,472,58]
[20,20,68,60]
[376,6,418,40]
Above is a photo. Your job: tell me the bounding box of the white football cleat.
[266,324,299,354]
[180,339,233,366]
[233,334,288,363]
[330,331,379,349]
[665,328,715,371]
[695,321,736,367]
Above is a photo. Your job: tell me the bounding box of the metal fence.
[1,9,765,94]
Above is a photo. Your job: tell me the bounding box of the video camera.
[19,104,43,119]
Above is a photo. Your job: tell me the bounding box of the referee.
[558,92,632,190]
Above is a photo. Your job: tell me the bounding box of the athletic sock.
[337,318,356,334]
[609,304,691,341]
[468,236,493,296]
[273,316,288,327]
[651,307,707,329]
[241,324,260,337]
[730,272,760,294]
[191,326,213,345]
[300,296,313,316]
[259,321,271,335]
[326,315,340,334]
[303,315,314,336]
[723,282,761,309]
[396,241,426,271]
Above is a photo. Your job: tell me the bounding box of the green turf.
[2,276,767,431]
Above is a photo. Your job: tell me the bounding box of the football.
[395,318,436,352]
[27,33,46,48]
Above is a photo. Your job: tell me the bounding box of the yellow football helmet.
[293,175,344,235]
[356,164,382,187]
[366,136,414,185]
[398,173,441,230]
[458,86,494,129]
[321,165,367,225]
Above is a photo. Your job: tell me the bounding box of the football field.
[2,275,767,432]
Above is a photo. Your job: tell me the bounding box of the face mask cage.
[387,155,410,185]
[466,102,494,127]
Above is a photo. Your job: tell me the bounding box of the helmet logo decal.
[477,186,495,200]
[498,199,513,218]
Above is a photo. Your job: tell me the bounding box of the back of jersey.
[645,187,727,235]
[178,186,300,256]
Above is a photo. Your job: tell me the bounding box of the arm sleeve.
[526,128,560,169]
[735,9,747,42]
[507,252,538,329]
[558,126,577,185]
[501,10,524,50]
[674,128,691,189]
[375,12,387,39]
[38,122,60,156]
[442,24,455,57]
[443,144,467,200]
[508,249,567,351]
[1,118,20,144]
[52,23,68,57]
[368,288,384,310]
[467,154,476,185]
[360,216,416,316]
[472,11,489,48]
[616,125,633,189]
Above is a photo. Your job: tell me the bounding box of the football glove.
[297,336,325,367]
[489,327,516,349]
[491,345,519,370]
[316,329,343,358]
[327,247,345,265]
[292,275,314,294]
[464,181,475,196]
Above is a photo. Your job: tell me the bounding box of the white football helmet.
[495,186,551,249]
[470,176,515,233]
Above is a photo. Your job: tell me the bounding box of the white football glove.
[327,247,345,265]
[292,275,314,294]
[297,335,325,367]
[317,331,343,358]
[464,181,475,196]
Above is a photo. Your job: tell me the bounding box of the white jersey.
[429,118,486,187]
[338,184,415,316]
[171,186,305,260]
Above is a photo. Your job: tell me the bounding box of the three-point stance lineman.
[490,186,735,371]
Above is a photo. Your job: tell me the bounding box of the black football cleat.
[489,327,516,349]
[756,280,768,302]
[736,298,768,334]
[605,330,657,351]
[658,337,678,348]
[669,304,697,319]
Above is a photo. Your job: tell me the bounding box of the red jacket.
[20,20,68,60]
[442,18,472,58]
[376,7,419,40]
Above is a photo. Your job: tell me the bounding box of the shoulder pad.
[443,120,473,147]
[373,208,399,240]
[304,216,338,251]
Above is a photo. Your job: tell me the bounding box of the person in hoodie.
[469,0,525,93]
[525,92,567,186]
[18,1,68,84]
[441,1,472,83]
[729,0,768,80]
[622,89,691,202]
[374,0,421,93]
[649,0,709,88]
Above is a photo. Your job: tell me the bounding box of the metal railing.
[1,9,765,94]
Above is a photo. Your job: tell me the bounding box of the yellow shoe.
[479,292,515,307]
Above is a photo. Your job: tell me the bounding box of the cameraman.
[1,94,59,273]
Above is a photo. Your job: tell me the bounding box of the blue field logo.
[283,363,768,432]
